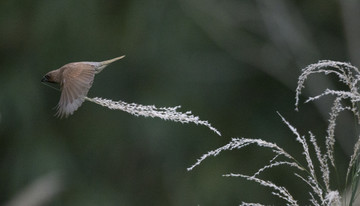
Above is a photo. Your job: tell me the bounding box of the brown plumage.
[41,56,125,118]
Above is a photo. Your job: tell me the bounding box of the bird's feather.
[56,63,95,118]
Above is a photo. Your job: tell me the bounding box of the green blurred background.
[1,0,359,205]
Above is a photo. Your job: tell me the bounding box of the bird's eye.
[45,74,50,79]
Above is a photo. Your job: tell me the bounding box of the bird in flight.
[41,55,125,118]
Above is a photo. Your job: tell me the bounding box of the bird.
[41,55,125,118]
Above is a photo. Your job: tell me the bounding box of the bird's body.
[41,56,125,118]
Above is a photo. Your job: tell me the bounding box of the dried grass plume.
[189,60,360,205]
[85,97,221,136]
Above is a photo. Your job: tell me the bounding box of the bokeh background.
[1,0,360,205]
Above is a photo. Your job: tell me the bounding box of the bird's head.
[41,70,60,84]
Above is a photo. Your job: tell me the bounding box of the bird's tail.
[94,55,125,73]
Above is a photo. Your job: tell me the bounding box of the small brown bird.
[41,56,125,118]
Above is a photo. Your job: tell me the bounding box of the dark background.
[1,0,359,205]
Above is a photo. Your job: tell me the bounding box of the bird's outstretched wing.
[56,63,95,118]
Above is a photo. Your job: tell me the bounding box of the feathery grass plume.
[240,203,266,206]
[295,60,360,167]
[309,132,330,192]
[85,97,221,136]
[189,114,339,204]
[346,137,360,182]
[295,60,360,186]
[295,60,360,111]
[346,137,360,206]
[224,174,299,206]
[188,60,360,205]
[252,161,304,178]
[187,137,296,171]
[277,113,318,183]
[324,191,341,206]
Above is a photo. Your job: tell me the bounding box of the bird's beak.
[41,76,48,82]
